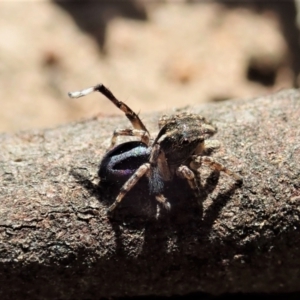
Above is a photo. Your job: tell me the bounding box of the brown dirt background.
[1,0,299,133]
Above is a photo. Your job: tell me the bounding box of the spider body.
[69,83,242,215]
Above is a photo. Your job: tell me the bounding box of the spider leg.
[155,194,171,210]
[176,165,200,199]
[107,163,150,213]
[68,83,150,136]
[190,155,243,184]
[109,128,150,150]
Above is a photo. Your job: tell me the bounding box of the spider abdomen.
[99,141,150,185]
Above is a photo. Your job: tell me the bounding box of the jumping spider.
[69,84,242,214]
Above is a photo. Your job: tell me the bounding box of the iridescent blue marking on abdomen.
[98,141,150,184]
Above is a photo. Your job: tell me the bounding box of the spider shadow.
[70,167,157,257]
[70,167,196,257]
[140,169,241,258]
[70,167,241,258]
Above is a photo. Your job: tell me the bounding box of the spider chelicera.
[69,84,242,215]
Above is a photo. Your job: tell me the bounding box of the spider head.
[154,113,217,166]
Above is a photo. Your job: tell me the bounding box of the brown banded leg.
[107,163,151,213]
[176,165,200,199]
[191,155,243,184]
[68,83,150,134]
[109,128,150,150]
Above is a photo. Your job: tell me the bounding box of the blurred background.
[1,0,299,133]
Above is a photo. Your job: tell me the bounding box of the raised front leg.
[69,83,150,134]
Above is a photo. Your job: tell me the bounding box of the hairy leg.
[69,83,149,134]
[190,155,242,184]
[107,163,150,213]
[176,165,200,199]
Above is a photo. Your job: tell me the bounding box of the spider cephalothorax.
[69,84,242,214]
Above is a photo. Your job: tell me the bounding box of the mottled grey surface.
[0,89,299,299]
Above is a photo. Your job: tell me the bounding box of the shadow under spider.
[139,168,239,258]
[70,165,241,259]
[70,167,196,223]
[70,168,143,257]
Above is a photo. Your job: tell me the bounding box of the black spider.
[69,84,242,215]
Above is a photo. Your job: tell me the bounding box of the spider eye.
[98,141,149,183]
